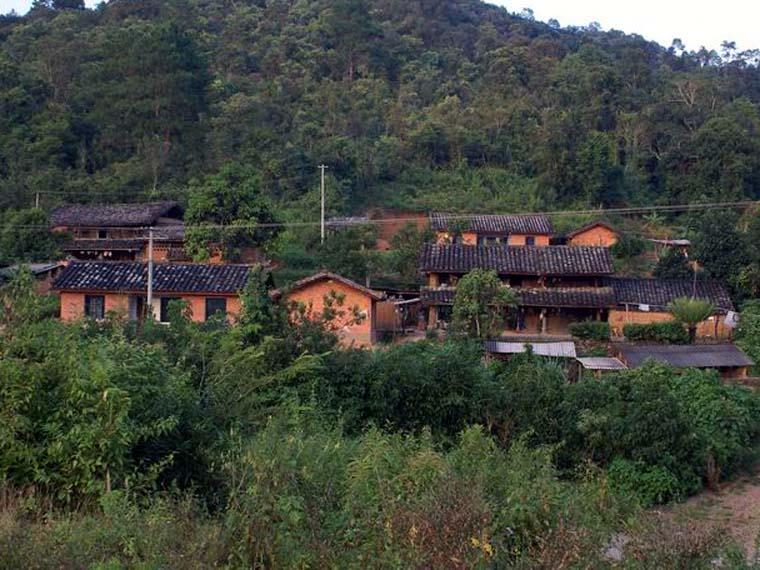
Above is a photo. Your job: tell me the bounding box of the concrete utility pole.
[147,227,154,312]
[319,164,328,244]
[35,192,40,209]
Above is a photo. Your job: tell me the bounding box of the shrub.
[607,458,681,506]
[568,320,610,341]
[623,321,689,344]
[611,233,646,259]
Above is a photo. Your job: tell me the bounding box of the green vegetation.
[568,320,611,341]
[668,297,715,343]
[452,269,517,338]
[2,1,760,217]
[624,321,690,344]
[2,269,760,565]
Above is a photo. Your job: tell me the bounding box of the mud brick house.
[617,344,753,379]
[605,277,734,339]
[430,213,554,246]
[284,272,385,347]
[53,261,250,323]
[565,221,619,247]
[419,243,615,334]
[51,202,187,262]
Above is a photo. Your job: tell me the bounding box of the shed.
[617,344,754,379]
[572,356,628,381]
[285,271,384,347]
[485,340,577,359]
[566,221,620,248]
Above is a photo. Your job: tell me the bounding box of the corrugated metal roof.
[619,344,753,369]
[485,341,577,358]
[577,357,628,370]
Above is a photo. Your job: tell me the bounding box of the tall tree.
[184,164,280,262]
[452,269,517,338]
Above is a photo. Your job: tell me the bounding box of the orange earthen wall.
[59,291,241,323]
[507,234,550,246]
[286,280,375,347]
[608,309,730,339]
[569,227,619,247]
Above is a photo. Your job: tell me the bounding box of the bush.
[611,233,646,259]
[608,458,681,506]
[623,321,689,344]
[568,320,610,341]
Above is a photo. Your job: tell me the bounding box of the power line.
[2,199,759,231]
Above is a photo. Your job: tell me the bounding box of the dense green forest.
[3,268,760,567]
[2,0,760,216]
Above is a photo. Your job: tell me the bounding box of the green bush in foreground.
[569,320,611,341]
[623,321,690,344]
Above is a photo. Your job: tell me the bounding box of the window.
[98,229,108,239]
[84,295,105,320]
[205,298,227,320]
[525,236,536,246]
[160,297,181,323]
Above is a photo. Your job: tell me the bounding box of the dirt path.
[670,470,760,560]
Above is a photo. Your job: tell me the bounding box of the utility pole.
[319,164,328,244]
[147,227,154,314]
[35,192,40,209]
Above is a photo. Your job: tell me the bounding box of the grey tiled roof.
[619,344,753,369]
[51,202,183,228]
[419,244,614,276]
[605,277,734,311]
[53,261,250,294]
[421,286,616,308]
[429,212,553,234]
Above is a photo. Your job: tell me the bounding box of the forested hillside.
[2,0,760,215]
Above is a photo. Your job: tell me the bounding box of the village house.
[564,221,619,247]
[284,271,385,347]
[51,202,187,262]
[419,243,615,334]
[605,277,734,339]
[430,213,554,246]
[53,261,250,323]
[616,343,753,379]
[0,262,65,294]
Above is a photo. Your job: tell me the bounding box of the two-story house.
[419,243,615,335]
[51,202,187,262]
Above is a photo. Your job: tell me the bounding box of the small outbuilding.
[484,340,577,359]
[573,357,628,380]
[565,221,619,248]
[285,272,384,347]
[617,343,754,379]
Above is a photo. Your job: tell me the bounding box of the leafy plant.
[623,321,690,344]
[568,320,610,341]
[668,297,715,343]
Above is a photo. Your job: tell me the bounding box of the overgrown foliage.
[623,321,690,344]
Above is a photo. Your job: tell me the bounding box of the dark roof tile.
[51,202,183,228]
[421,286,616,308]
[429,212,553,235]
[419,244,614,276]
[606,277,734,311]
[53,261,249,294]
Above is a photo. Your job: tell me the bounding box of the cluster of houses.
[4,201,752,379]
